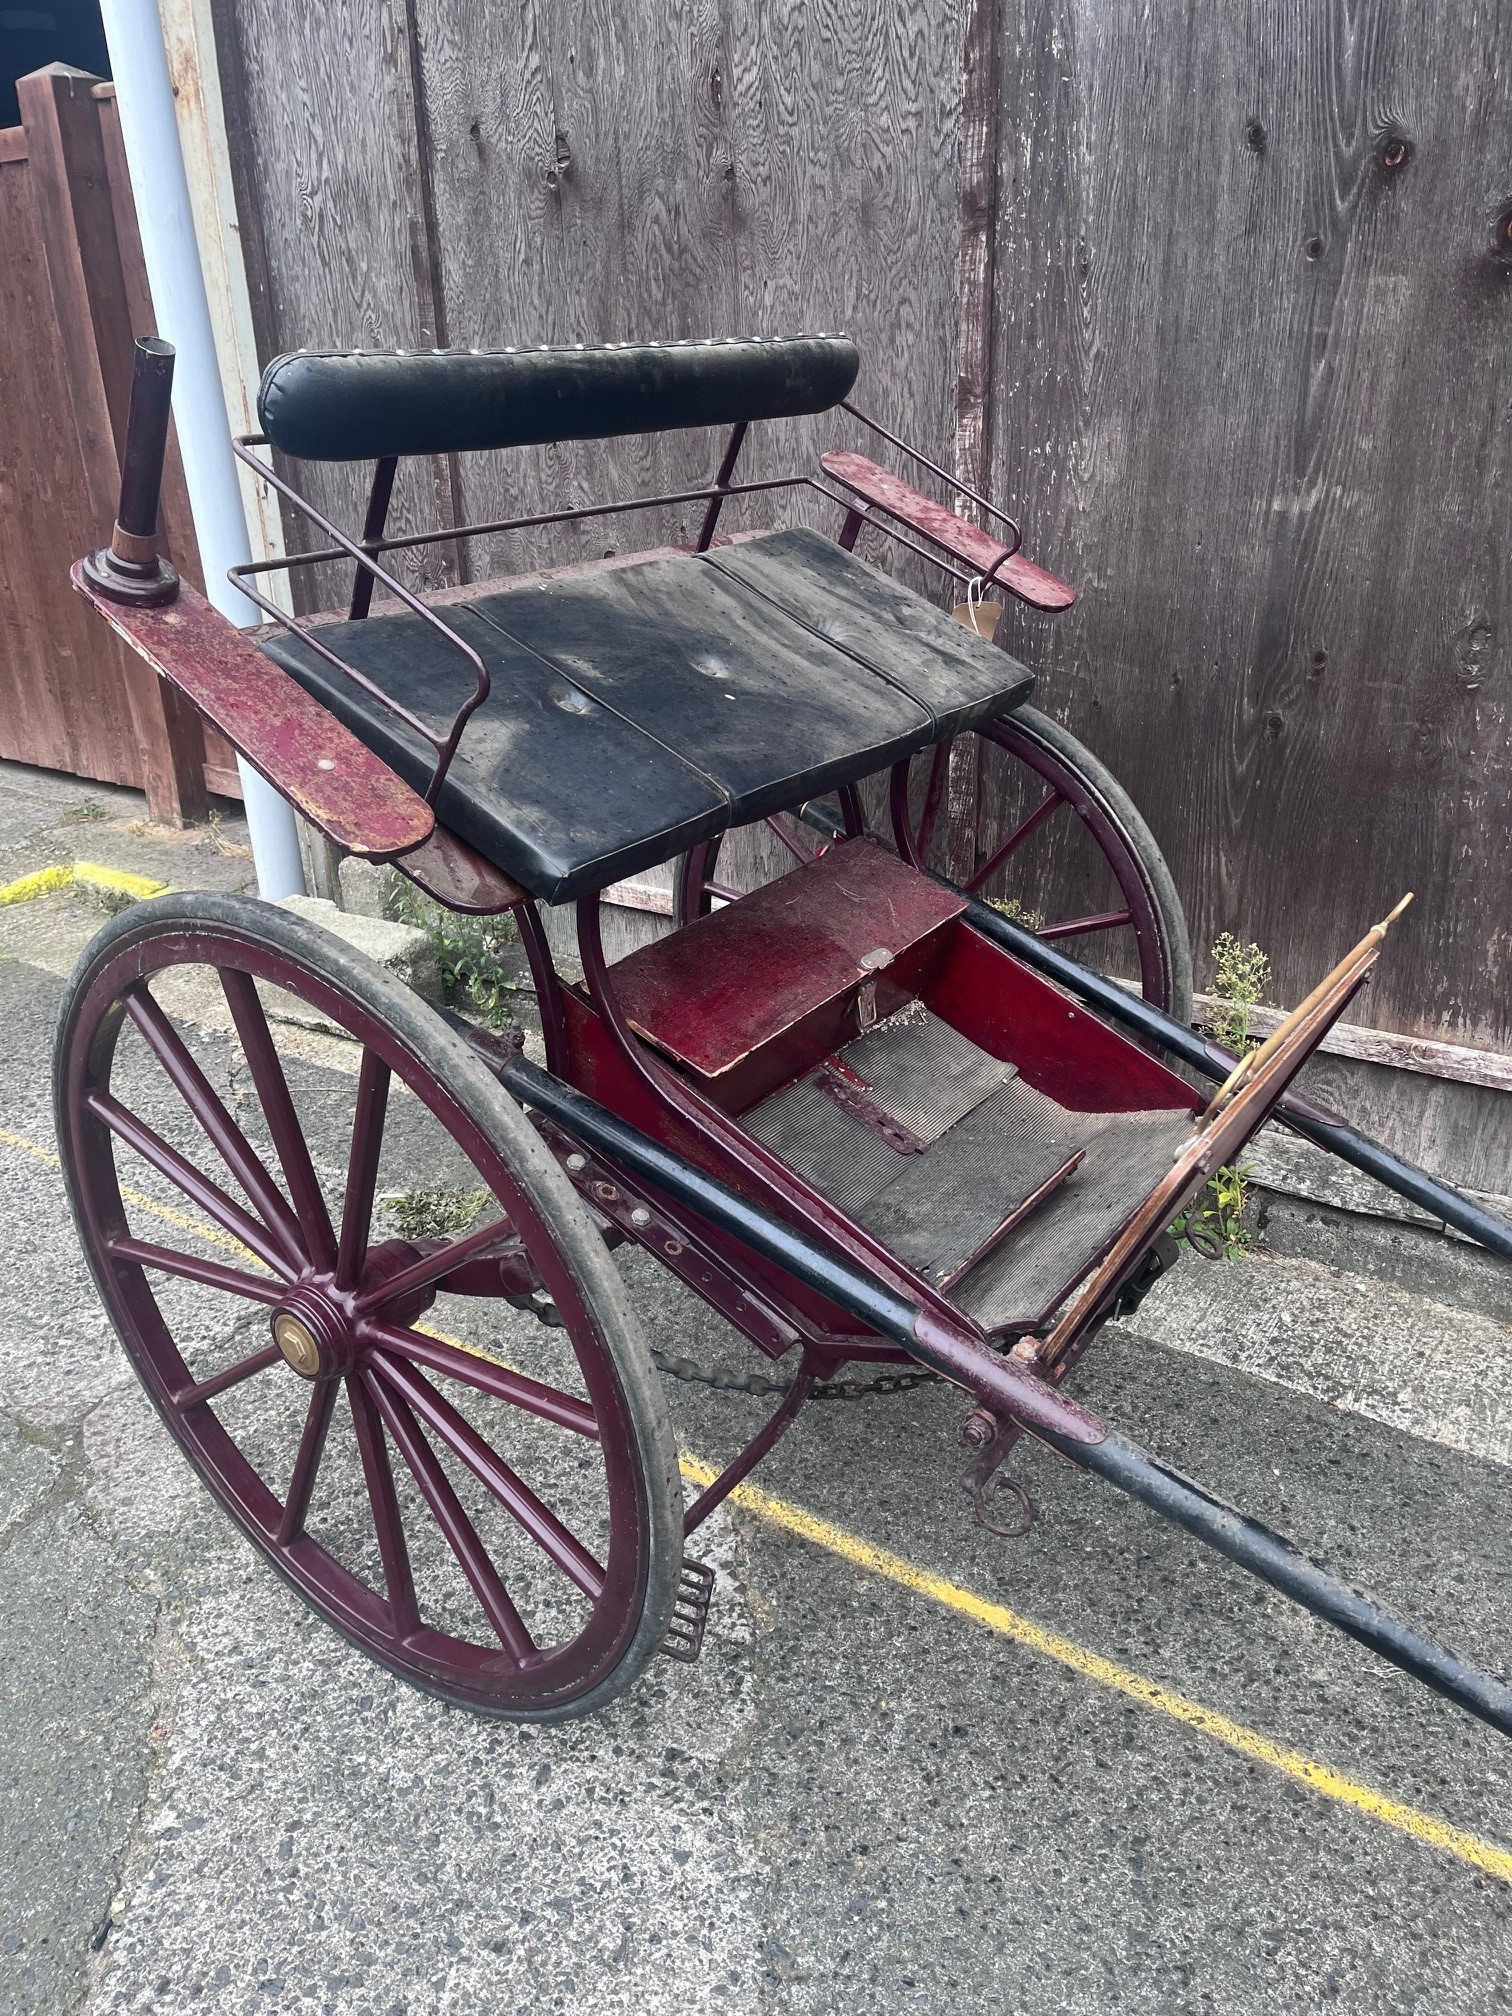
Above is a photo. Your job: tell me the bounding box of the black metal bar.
[955,891,1512,1263]
[229,438,491,805]
[499,1056,925,1342]
[116,337,176,539]
[695,420,748,552]
[228,464,813,575]
[1041,1427,1512,1738]
[349,456,398,620]
[502,1051,1512,1735]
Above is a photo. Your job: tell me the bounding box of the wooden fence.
[0,64,242,818]
[194,5,1512,1182]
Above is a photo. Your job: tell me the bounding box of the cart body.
[55,332,1512,1734]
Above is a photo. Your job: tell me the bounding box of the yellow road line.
[0,865,74,906]
[0,861,167,907]
[0,1119,1506,1884]
[677,1460,1512,1885]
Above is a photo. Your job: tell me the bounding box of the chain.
[649,1345,939,1403]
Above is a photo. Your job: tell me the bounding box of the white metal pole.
[98,0,305,898]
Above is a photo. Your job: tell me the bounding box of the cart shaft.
[500,1054,1512,1740]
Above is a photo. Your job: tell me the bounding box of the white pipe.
[98,0,305,898]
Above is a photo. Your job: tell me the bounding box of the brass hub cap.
[272,1311,323,1379]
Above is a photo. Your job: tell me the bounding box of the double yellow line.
[2,1117,1507,1885]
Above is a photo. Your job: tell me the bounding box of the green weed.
[386,1186,491,1241]
[1174,932,1273,1258]
[387,874,520,1030]
[986,894,1045,931]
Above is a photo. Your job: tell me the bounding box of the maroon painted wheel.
[674,707,1193,1021]
[54,892,682,1720]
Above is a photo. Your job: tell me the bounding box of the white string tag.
[952,573,1002,640]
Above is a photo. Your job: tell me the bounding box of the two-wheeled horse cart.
[59,333,1512,1731]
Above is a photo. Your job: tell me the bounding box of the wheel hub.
[271,1286,354,1382]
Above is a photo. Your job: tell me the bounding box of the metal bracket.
[958,1406,1036,1537]
[661,1557,716,1661]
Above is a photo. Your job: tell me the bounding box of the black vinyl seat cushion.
[258,336,859,463]
[258,529,1034,903]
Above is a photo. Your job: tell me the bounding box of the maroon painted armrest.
[819,450,1077,612]
[72,565,435,859]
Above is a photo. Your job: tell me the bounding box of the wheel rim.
[676,726,1184,1014]
[948,714,1180,1013]
[58,919,660,1715]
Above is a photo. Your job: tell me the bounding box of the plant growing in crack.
[387,873,520,1030]
[1174,932,1271,1259]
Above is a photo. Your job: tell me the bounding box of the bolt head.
[273,1312,322,1379]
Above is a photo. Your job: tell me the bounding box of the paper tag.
[952,574,1002,639]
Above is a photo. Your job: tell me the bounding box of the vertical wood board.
[980,0,1512,1052]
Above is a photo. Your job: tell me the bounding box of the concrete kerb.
[0,862,441,1005]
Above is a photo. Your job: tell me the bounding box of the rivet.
[316,758,335,771]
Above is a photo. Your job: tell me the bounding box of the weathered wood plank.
[210,0,454,610]
[410,0,964,579]
[980,0,1512,1057]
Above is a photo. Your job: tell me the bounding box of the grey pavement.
[1,762,1510,2015]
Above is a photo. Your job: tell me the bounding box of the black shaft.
[953,886,1512,1262]
[115,337,176,539]
[501,1048,1512,1737]
[500,1054,925,1347]
[1042,1426,1512,1738]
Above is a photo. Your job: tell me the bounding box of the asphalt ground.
[1,767,1509,2014]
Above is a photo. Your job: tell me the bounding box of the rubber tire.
[53,891,685,1722]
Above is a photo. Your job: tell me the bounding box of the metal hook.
[968,1466,1036,1538]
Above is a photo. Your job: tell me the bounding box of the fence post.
[17,63,209,824]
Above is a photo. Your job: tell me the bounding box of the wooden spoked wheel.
[54,893,682,1720]
[674,704,1193,1022]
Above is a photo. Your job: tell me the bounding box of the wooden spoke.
[335,1051,390,1290]
[85,1090,296,1278]
[346,1370,419,1639]
[105,1233,284,1304]
[276,1379,338,1545]
[368,1321,599,1439]
[220,968,338,1269]
[174,1342,283,1411]
[1038,908,1134,942]
[915,742,950,859]
[372,1349,606,1600]
[764,813,813,865]
[126,986,307,1268]
[964,787,1063,894]
[363,1368,535,1662]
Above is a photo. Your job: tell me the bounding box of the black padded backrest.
[257,334,859,462]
